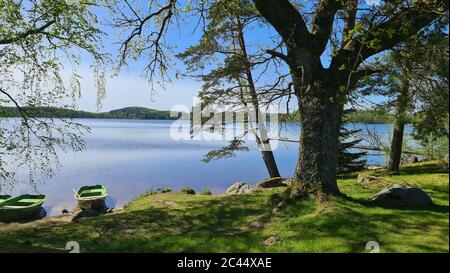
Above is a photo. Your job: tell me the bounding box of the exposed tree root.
[272,181,339,213]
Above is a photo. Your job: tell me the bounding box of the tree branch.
[311,0,342,55]
[331,0,448,84]
[265,49,288,62]
[342,0,358,47]
[0,20,55,45]
[359,1,448,61]
[253,0,311,50]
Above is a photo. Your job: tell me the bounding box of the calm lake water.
[2,119,412,215]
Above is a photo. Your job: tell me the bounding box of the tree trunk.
[235,18,281,178]
[388,77,409,173]
[260,146,281,178]
[387,120,405,173]
[292,78,342,196]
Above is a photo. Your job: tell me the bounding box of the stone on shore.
[370,184,433,208]
[255,177,286,188]
[225,182,259,195]
[357,173,381,184]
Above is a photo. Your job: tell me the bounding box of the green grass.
[0,162,448,253]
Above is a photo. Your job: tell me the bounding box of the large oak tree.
[113,0,449,198]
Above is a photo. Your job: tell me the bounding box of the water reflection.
[2,119,410,215]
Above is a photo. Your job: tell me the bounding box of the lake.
[2,119,411,215]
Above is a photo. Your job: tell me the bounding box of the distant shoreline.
[0,106,402,124]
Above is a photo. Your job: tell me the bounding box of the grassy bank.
[0,162,448,253]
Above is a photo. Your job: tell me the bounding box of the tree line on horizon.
[0,105,411,124]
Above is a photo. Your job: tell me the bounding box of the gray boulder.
[401,155,420,165]
[226,182,246,194]
[181,187,196,195]
[370,184,433,208]
[225,182,259,195]
[262,236,280,247]
[72,209,102,222]
[367,165,383,170]
[357,174,380,184]
[255,177,286,188]
[237,184,259,194]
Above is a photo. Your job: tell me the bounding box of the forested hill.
[0,106,405,124]
[0,106,180,120]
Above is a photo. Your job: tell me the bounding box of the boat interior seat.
[16,200,38,206]
[79,189,103,197]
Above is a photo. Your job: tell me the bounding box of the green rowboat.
[0,194,46,222]
[75,185,108,210]
[0,195,12,206]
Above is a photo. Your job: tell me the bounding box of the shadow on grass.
[1,161,448,253]
[0,193,279,253]
[338,161,448,180]
[268,193,449,252]
[398,162,448,175]
[341,194,449,213]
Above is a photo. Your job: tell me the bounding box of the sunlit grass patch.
[0,162,448,253]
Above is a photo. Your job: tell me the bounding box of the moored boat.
[0,194,46,222]
[0,195,11,203]
[74,185,108,211]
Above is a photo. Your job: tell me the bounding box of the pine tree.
[338,110,367,173]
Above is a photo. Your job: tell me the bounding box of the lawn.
[0,162,448,253]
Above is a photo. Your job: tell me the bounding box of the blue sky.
[70,1,384,112]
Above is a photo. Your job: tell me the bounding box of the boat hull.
[0,205,45,222]
[75,185,108,211]
[76,197,107,211]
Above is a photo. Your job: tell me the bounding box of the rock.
[238,184,259,194]
[401,155,420,165]
[181,187,196,195]
[161,188,172,193]
[250,221,264,228]
[272,200,288,213]
[225,182,260,195]
[370,184,433,208]
[200,188,213,195]
[226,182,247,194]
[367,165,383,170]
[256,177,286,188]
[357,174,380,184]
[262,236,280,247]
[72,209,102,222]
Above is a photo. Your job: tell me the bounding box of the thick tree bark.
[292,75,342,196]
[388,77,410,173]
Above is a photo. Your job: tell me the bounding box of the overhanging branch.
[0,20,55,45]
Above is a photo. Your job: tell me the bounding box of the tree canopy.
[0,0,108,189]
